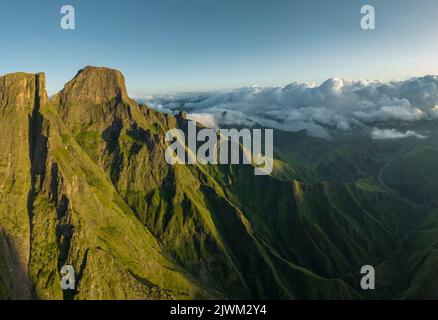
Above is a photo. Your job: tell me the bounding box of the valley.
[0,67,437,300]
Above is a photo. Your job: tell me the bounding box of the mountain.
[0,70,204,299]
[0,67,437,300]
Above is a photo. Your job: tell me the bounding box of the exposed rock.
[0,69,206,300]
[53,66,129,106]
[0,72,48,299]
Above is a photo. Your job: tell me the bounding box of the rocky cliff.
[0,69,205,299]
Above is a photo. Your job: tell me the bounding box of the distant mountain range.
[0,67,437,299]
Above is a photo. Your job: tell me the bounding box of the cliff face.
[0,69,204,300]
[54,66,128,105]
[0,72,48,112]
[0,72,48,299]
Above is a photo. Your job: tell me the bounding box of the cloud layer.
[141,76,438,139]
[371,128,427,140]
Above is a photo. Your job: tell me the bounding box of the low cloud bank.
[139,75,438,139]
[371,128,426,140]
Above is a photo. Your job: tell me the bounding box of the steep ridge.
[52,67,354,298]
[0,72,47,299]
[0,71,206,299]
[51,66,427,299]
[187,159,423,298]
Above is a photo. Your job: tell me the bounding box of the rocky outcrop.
[53,66,128,106]
[0,72,48,113]
[0,70,205,300]
[0,72,49,299]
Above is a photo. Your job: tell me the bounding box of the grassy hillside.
[1,67,438,299]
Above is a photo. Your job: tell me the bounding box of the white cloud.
[371,128,427,140]
[186,113,218,128]
[142,75,438,138]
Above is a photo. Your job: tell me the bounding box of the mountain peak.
[55,66,129,105]
[0,72,48,112]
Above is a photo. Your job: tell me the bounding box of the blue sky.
[1,0,438,95]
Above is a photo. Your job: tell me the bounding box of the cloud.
[141,75,438,139]
[371,128,427,140]
[186,113,218,128]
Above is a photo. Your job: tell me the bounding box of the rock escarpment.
[0,68,204,300]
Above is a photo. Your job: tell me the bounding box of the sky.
[1,0,438,95]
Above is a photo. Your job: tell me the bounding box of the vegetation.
[0,67,437,299]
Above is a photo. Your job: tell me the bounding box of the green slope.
[52,67,434,299]
[0,70,207,300]
[1,66,438,300]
